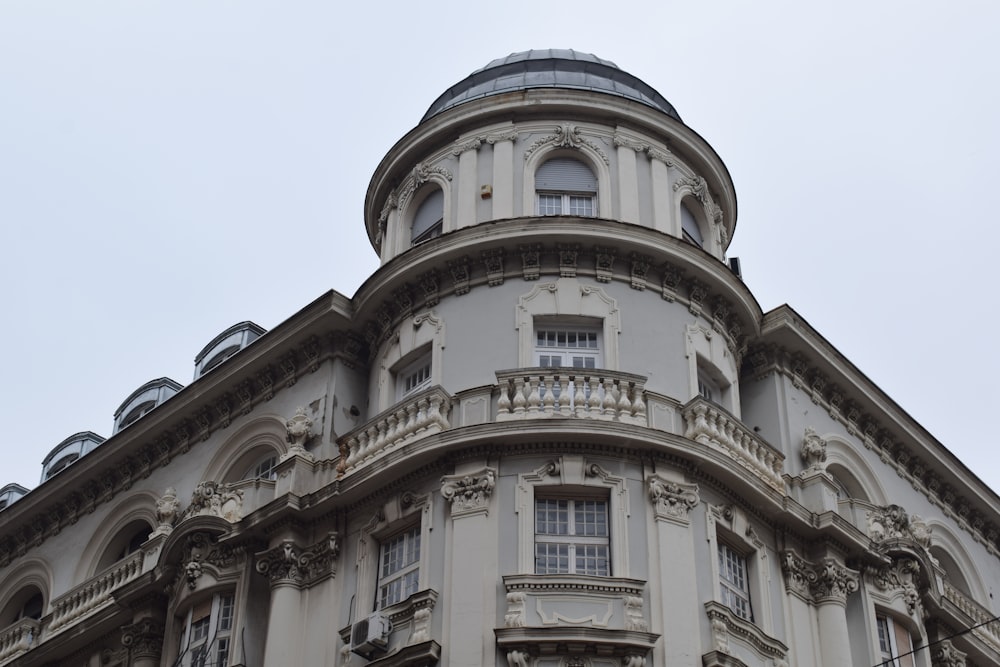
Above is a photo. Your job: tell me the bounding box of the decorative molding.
[448,257,471,295]
[594,246,616,283]
[519,244,542,281]
[800,426,828,472]
[612,132,648,152]
[523,124,610,165]
[930,640,966,667]
[558,244,580,278]
[482,249,506,286]
[120,617,164,660]
[647,476,699,524]
[704,601,788,664]
[284,407,314,460]
[151,487,180,537]
[451,127,519,155]
[181,531,240,590]
[867,504,911,543]
[184,481,243,523]
[780,550,858,604]
[866,557,921,616]
[255,532,341,587]
[440,467,497,518]
[629,253,651,291]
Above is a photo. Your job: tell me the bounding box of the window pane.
[575,500,608,536]
[576,545,609,576]
[569,196,594,217]
[538,194,562,215]
[535,543,570,574]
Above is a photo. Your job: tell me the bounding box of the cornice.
[743,332,1000,559]
[0,297,362,571]
[352,218,761,363]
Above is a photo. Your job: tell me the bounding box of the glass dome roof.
[422,49,681,122]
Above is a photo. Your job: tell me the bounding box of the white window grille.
[535,158,597,217]
[534,498,610,576]
[378,525,421,609]
[535,328,601,369]
[718,543,753,621]
[243,455,278,481]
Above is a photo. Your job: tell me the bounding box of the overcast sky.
[1,1,997,496]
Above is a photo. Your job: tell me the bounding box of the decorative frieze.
[629,253,651,290]
[440,467,497,518]
[448,257,471,295]
[524,124,610,165]
[594,246,616,283]
[558,244,580,278]
[482,249,506,286]
[647,476,699,524]
[519,244,541,280]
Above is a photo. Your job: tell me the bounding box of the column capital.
[441,467,496,518]
[647,475,699,524]
[255,532,340,588]
[780,550,859,604]
[121,617,165,660]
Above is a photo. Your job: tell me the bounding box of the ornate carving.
[523,124,610,164]
[506,649,530,667]
[558,244,579,278]
[661,262,684,301]
[646,145,676,166]
[520,243,542,280]
[629,253,651,290]
[867,504,910,542]
[440,468,497,517]
[594,246,615,283]
[487,127,519,144]
[379,191,398,224]
[393,287,414,318]
[504,592,527,627]
[673,175,711,203]
[255,532,340,587]
[909,515,933,547]
[868,558,921,615]
[152,487,180,537]
[285,407,314,458]
[780,551,858,603]
[613,132,648,152]
[412,161,452,186]
[482,249,506,286]
[647,476,699,522]
[687,279,708,316]
[800,427,828,472]
[418,270,440,307]
[930,640,966,667]
[120,617,164,660]
[182,532,237,589]
[448,257,471,295]
[186,481,243,523]
[623,595,647,631]
[452,137,483,155]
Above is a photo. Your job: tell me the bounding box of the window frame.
[396,353,432,400]
[410,188,444,246]
[534,326,602,370]
[516,456,629,578]
[175,592,235,667]
[534,496,611,576]
[242,455,278,481]
[534,157,598,218]
[706,503,772,633]
[875,613,916,667]
[718,541,754,622]
[376,524,422,609]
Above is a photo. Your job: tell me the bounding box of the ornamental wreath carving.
[440,467,497,518]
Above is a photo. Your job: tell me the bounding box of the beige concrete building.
[0,50,996,667]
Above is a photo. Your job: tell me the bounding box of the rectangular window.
[876,615,914,667]
[536,193,596,217]
[718,543,753,621]
[397,353,432,400]
[698,370,720,403]
[378,525,421,609]
[535,328,600,369]
[177,593,234,667]
[534,498,609,576]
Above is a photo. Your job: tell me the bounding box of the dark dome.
[422,49,681,122]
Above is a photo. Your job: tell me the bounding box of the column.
[121,617,165,667]
[615,137,640,223]
[456,147,478,229]
[648,150,672,234]
[491,135,515,219]
[256,539,306,667]
[441,465,498,666]
[647,475,701,665]
[781,551,859,667]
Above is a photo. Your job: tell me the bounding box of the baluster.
[512,377,527,415]
[587,376,601,414]
[573,376,587,417]
[541,374,555,414]
[558,376,571,415]
[497,379,512,416]
[526,377,541,415]
[616,381,632,418]
[414,397,429,432]
[631,385,646,421]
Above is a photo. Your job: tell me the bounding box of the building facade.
[0,50,996,667]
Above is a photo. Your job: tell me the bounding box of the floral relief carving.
[185,481,243,523]
[255,532,340,587]
[647,476,699,523]
[868,558,922,616]
[867,504,911,542]
[120,617,164,660]
[182,532,238,590]
[523,124,610,165]
[780,550,858,603]
[930,640,966,667]
[441,467,497,518]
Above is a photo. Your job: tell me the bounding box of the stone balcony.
[495,369,647,425]
[338,386,452,475]
[0,618,38,664]
[941,582,1000,653]
[681,398,785,492]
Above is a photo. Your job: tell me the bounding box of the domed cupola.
[365,49,736,267]
[422,49,682,122]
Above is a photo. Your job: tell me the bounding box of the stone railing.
[339,386,452,473]
[48,549,144,633]
[942,582,1000,651]
[0,618,38,664]
[495,369,647,425]
[682,398,784,491]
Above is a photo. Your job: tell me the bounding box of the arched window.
[681,200,704,247]
[45,453,79,480]
[411,189,443,245]
[242,455,278,481]
[119,400,157,431]
[535,157,597,217]
[1,587,44,627]
[95,520,152,572]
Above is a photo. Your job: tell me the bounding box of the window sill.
[502,574,649,632]
[704,601,787,665]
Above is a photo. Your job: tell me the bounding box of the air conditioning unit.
[350,612,393,658]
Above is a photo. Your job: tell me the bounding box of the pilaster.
[492,134,515,219]
[456,146,478,229]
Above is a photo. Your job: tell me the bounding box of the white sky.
[1,1,997,496]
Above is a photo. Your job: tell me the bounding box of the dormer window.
[45,453,79,480]
[119,400,156,431]
[535,158,597,217]
[411,189,444,245]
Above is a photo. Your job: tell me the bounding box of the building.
[0,49,996,667]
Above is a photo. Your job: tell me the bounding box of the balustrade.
[495,369,647,425]
[942,582,1000,651]
[682,398,784,491]
[0,619,37,663]
[48,550,144,633]
[340,386,452,473]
